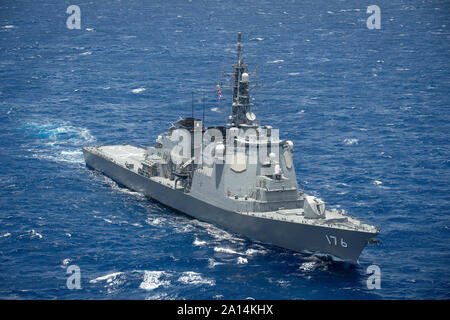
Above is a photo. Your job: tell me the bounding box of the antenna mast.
[229,32,256,127]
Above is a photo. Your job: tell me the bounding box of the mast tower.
[230,32,257,127]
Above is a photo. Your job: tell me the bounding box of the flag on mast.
[216,84,222,100]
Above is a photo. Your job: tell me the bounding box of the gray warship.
[83,33,379,263]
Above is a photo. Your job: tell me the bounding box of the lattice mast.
[230,32,256,127]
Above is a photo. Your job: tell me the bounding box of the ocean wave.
[130,222,143,227]
[299,262,317,272]
[193,238,207,246]
[174,223,195,234]
[89,272,124,284]
[24,121,95,164]
[193,220,244,243]
[214,246,267,256]
[214,246,241,255]
[29,152,84,164]
[145,217,166,226]
[139,271,171,290]
[245,248,267,256]
[276,280,290,288]
[24,121,94,143]
[59,150,84,163]
[131,87,146,94]
[145,292,173,300]
[237,257,248,264]
[208,258,224,268]
[30,229,43,239]
[177,271,215,286]
[339,8,361,12]
[343,138,359,145]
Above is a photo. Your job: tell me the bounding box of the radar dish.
[246,112,256,121]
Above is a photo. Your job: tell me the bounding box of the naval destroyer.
[83,33,379,263]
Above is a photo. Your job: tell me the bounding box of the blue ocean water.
[1,0,449,299]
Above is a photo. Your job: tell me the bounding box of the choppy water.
[0,0,449,299]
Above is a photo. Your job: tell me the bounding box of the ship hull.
[83,148,374,263]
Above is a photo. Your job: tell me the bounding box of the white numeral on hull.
[325,235,347,248]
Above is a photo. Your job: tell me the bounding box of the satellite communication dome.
[246,111,256,121]
[241,73,249,82]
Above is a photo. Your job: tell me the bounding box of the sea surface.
[0,0,449,299]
